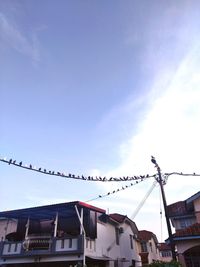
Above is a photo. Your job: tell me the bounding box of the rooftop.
[0,201,106,220]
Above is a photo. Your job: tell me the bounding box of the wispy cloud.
[95,43,200,241]
[0,13,40,64]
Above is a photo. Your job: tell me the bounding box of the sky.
[1,0,200,241]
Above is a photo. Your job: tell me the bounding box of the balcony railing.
[0,235,83,258]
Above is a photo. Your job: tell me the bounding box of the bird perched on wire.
[151,156,157,165]
[19,161,22,166]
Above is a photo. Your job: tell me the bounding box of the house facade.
[167,191,200,267]
[138,230,160,266]
[0,201,141,267]
[157,243,172,262]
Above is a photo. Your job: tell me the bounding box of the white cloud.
[92,43,200,241]
[0,13,40,64]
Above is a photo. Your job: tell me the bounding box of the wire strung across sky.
[1,155,200,204]
[86,179,145,202]
[0,157,155,182]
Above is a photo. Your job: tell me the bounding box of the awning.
[0,201,105,220]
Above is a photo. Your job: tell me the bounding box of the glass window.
[141,241,147,252]
[161,251,172,257]
[179,218,195,229]
[130,235,133,249]
[115,227,119,245]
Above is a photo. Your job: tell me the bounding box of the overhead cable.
[0,157,155,182]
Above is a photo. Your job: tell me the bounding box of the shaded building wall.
[0,219,17,241]
[194,198,200,223]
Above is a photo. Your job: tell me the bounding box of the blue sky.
[1,0,200,241]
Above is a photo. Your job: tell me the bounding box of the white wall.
[147,237,159,262]
[85,220,141,267]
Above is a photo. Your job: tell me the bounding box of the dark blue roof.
[0,201,105,220]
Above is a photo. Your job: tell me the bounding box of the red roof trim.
[78,201,106,213]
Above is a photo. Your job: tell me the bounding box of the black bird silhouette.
[19,161,22,166]
[29,164,32,169]
[8,159,12,165]
[44,169,46,173]
[38,168,42,171]
[13,160,16,164]
[151,156,157,165]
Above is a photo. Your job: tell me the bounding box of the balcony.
[0,235,83,259]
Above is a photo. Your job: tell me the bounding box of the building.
[157,243,172,262]
[0,201,141,267]
[108,213,141,267]
[167,191,200,267]
[138,230,160,266]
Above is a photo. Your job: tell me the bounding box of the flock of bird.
[1,157,199,183]
[0,157,155,182]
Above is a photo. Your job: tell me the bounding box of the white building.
[0,201,141,267]
[138,230,160,265]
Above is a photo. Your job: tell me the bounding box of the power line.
[0,157,155,182]
[166,171,200,177]
[86,179,145,202]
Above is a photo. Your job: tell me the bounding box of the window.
[179,218,195,229]
[130,235,133,249]
[115,227,119,245]
[141,241,147,252]
[149,241,153,252]
[161,251,172,257]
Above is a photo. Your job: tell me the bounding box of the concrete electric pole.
[151,156,177,261]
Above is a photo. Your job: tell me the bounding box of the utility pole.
[151,156,177,261]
